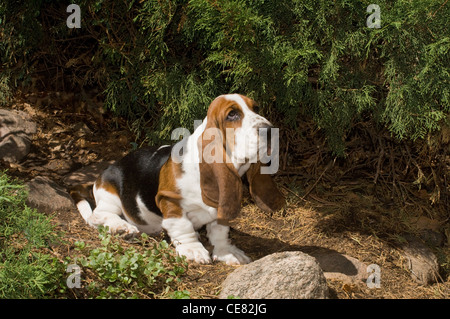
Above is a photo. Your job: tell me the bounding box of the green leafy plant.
[0,171,64,298]
[72,227,189,299]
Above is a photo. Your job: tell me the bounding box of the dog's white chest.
[176,135,217,229]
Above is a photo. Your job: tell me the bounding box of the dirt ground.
[2,90,449,299]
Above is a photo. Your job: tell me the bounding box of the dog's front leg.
[162,216,211,264]
[206,221,252,265]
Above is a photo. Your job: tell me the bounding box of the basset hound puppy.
[70,94,285,265]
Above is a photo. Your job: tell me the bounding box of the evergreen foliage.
[1,0,449,154]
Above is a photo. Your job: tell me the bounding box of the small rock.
[401,236,439,285]
[219,251,328,299]
[44,159,77,175]
[62,161,114,186]
[0,108,37,163]
[26,176,76,213]
[72,122,93,137]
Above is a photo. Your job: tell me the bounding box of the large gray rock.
[219,251,328,299]
[0,108,37,163]
[26,176,76,213]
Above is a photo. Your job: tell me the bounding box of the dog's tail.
[69,184,96,222]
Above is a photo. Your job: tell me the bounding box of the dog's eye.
[226,110,240,121]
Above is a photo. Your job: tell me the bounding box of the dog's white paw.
[176,242,212,264]
[108,221,139,238]
[213,245,252,265]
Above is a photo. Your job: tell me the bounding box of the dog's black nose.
[257,122,273,136]
[257,122,273,152]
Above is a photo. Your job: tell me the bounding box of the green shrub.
[0,172,63,298]
[1,0,448,154]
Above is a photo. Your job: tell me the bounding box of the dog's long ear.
[198,127,242,224]
[246,162,285,213]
